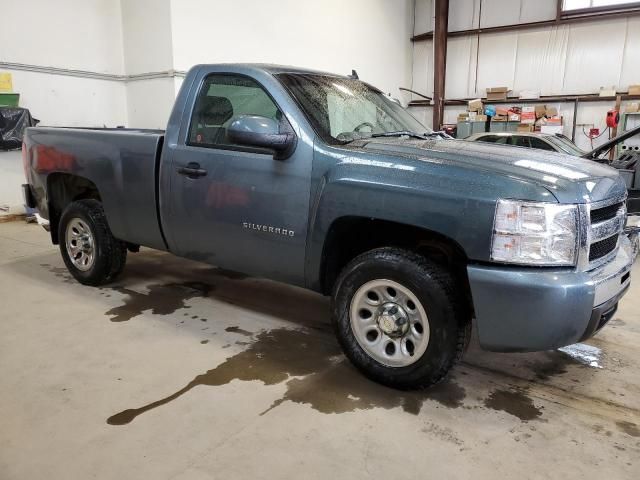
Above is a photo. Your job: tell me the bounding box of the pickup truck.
[22,64,638,389]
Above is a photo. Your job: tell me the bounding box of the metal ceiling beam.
[411,7,640,42]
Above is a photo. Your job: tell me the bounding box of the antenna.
[348,69,359,80]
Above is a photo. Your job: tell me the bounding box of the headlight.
[491,199,578,266]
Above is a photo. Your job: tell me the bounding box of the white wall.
[120,0,176,128]
[2,0,415,129]
[6,70,127,128]
[169,0,414,98]
[412,0,640,149]
[0,0,127,127]
[125,78,177,129]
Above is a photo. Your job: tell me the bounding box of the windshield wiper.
[371,131,429,140]
[371,130,453,140]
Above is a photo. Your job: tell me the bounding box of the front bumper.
[468,234,635,352]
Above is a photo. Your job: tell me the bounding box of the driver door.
[163,73,312,285]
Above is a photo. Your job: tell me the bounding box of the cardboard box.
[541,125,564,135]
[492,114,508,122]
[521,106,536,124]
[545,106,558,117]
[600,86,616,97]
[457,113,469,122]
[629,85,640,96]
[519,90,540,100]
[475,114,488,122]
[468,98,483,112]
[508,113,520,122]
[486,87,509,101]
[517,124,535,133]
[534,105,546,119]
[624,102,639,113]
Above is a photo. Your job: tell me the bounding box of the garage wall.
[411,0,640,150]
[120,0,177,129]
[2,0,415,129]
[169,0,414,99]
[0,0,128,127]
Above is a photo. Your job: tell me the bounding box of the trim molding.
[0,61,187,82]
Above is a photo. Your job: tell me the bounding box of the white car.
[465,131,586,156]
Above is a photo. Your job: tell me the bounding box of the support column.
[432,0,449,130]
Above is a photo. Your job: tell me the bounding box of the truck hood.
[350,137,626,204]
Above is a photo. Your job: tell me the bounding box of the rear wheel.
[332,247,470,389]
[58,199,127,286]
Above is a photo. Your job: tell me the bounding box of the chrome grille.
[590,202,624,224]
[586,199,627,269]
[589,234,619,262]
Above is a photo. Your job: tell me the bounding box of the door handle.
[177,162,207,178]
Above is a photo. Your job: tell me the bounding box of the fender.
[304,149,554,290]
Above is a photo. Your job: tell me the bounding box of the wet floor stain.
[104,282,212,322]
[531,352,571,381]
[225,326,253,337]
[420,422,464,447]
[616,420,640,437]
[107,328,467,425]
[40,264,75,284]
[210,268,250,281]
[608,318,626,327]
[484,388,543,422]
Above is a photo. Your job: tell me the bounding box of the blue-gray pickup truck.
[22,64,638,389]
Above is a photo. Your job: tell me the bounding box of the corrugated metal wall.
[409,0,640,150]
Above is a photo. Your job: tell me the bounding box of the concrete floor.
[0,220,639,479]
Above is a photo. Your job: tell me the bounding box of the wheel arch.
[317,216,473,316]
[46,173,102,244]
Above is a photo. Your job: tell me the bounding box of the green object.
[0,93,19,107]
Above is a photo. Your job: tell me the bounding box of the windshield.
[277,73,431,144]
[546,135,585,156]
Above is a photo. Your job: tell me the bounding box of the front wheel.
[58,199,127,286]
[332,248,470,389]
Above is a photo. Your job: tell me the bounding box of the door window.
[528,137,556,152]
[512,136,532,148]
[476,135,509,145]
[188,74,282,148]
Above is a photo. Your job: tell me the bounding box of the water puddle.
[225,326,253,337]
[107,328,467,425]
[483,388,543,422]
[616,420,640,437]
[105,282,212,322]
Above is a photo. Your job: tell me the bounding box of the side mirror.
[227,115,296,160]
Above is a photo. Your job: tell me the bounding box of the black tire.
[332,247,470,390]
[58,199,127,286]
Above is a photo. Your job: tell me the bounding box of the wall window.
[562,0,640,12]
[189,74,281,147]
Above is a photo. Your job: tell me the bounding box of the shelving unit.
[409,92,640,141]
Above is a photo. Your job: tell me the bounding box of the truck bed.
[23,126,167,250]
